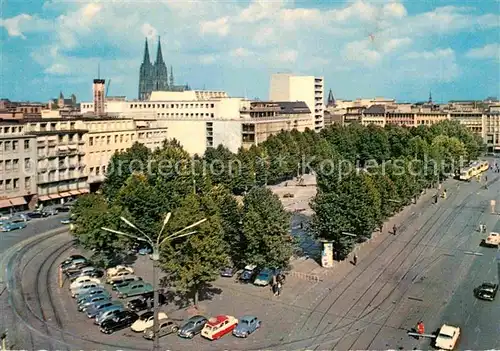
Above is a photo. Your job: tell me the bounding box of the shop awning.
[9,197,27,206]
[69,190,80,195]
[38,195,51,201]
[80,189,90,194]
[0,199,11,208]
[49,194,61,199]
[59,192,71,198]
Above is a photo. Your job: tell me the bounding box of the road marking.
[466,314,471,325]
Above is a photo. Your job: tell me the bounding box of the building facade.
[138,38,189,101]
[0,121,37,211]
[269,73,324,132]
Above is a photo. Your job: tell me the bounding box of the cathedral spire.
[142,37,151,64]
[428,90,433,104]
[169,65,174,86]
[155,36,164,64]
[327,89,336,107]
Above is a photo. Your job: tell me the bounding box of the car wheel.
[172,326,179,333]
[245,332,249,338]
[188,332,194,339]
[123,294,128,298]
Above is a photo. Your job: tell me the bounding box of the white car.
[106,271,133,284]
[71,282,102,298]
[130,311,168,332]
[69,276,101,290]
[106,265,134,278]
[484,232,500,247]
[435,324,460,350]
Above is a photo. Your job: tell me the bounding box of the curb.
[0,227,68,284]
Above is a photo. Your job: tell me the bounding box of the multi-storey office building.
[0,121,37,212]
[482,106,500,153]
[269,74,324,131]
[81,91,314,156]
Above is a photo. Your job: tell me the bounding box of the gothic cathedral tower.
[152,37,169,91]
[138,38,153,100]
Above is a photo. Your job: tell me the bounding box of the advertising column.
[321,241,334,268]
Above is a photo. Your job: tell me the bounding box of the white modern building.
[269,73,324,131]
[80,90,314,156]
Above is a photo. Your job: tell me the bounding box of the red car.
[201,315,238,340]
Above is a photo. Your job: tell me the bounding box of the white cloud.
[200,17,230,36]
[237,0,287,23]
[383,2,407,18]
[45,63,71,75]
[400,48,459,82]
[343,40,381,66]
[252,27,276,46]
[0,14,52,39]
[466,44,500,60]
[381,37,412,53]
[199,54,218,65]
[403,48,454,60]
[141,23,158,39]
[230,48,253,57]
[274,50,298,63]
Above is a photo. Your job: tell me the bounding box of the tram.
[459,160,489,181]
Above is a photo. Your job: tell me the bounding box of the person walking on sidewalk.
[393,224,397,235]
[416,321,425,339]
[353,254,358,266]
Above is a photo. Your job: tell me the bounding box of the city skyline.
[1,0,499,103]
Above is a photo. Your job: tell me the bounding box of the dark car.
[239,264,258,282]
[220,266,237,277]
[474,282,498,301]
[126,293,166,312]
[42,208,58,216]
[100,311,138,334]
[177,315,208,339]
[55,206,71,213]
[26,211,47,219]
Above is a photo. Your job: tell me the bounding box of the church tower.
[326,89,336,107]
[152,37,169,91]
[138,38,153,100]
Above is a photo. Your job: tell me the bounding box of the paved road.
[3,175,500,350]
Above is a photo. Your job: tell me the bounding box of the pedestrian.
[272,283,278,296]
[353,254,358,265]
[393,224,397,235]
[417,321,425,337]
[146,297,152,311]
[277,282,282,296]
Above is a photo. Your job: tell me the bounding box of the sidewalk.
[287,178,461,279]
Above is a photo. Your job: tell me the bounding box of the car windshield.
[259,273,269,278]
[439,332,453,339]
[184,322,194,328]
[241,320,249,325]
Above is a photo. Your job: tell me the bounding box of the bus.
[459,160,489,181]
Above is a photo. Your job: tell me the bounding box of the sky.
[0,0,499,104]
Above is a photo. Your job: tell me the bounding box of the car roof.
[241,315,257,321]
[140,311,154,318]
[440,324,458,336]
[207,315,229,326]
[188,315,207,322]
[244,264,257,270]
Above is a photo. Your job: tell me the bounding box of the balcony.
[28,129,88,136]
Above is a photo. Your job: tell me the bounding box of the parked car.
[201,315,238,340]
[144,319,179,340]
[69,267,103,280]
[177,315,208,339]
[253,268,274,286]
[239,264,258,282]
[434,324,460,350]
[70,277,101,290]
[86,301,123,319]
[10,213,30,222]
[61,255,87,267]
[0,221,27,232]
[220,266,237,277]
[111,276,142,290]
[106,270,134,284]
[483,232,500,247]
[76,291,111,306]
[106,265,134,278]
[233,315,261,337]
[76,287,109,303]
[61,217,72,224]
[42,208,58,216]
[55,206,71,213]
[138,246,152,255]
[116,282,153,298]
[130,311,168,332]
[61,258,88,271]
[94,306,125,325]
[26,211,47,219]
[474,282,498,301]
[71,283,103,298]
[78,294,111,312]
[100,311,139,334]
[126,293,166,312]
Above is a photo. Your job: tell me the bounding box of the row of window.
[156,112,215,118]
[89,133,135,146]
[0,177,31,191]
[0,158,32,172]
[129,103,215,109]
[0,140,31,152]
[28,121,77,132]
[0,126,25,134]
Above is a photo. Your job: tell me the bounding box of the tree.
[102,143,152,201]
[241,187,293,269]
[71,194,133,266]
[159,193,229,306]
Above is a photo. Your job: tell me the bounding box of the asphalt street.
[2,174,500,350]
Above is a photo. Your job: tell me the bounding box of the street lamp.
[102,213,206,351]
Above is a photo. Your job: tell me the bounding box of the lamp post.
[102,213,206,351]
